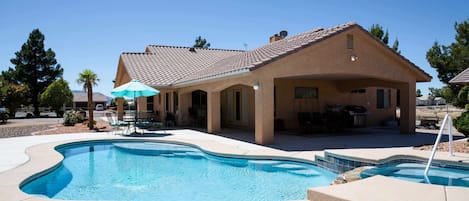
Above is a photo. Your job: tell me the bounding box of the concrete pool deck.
[0,129,468,201]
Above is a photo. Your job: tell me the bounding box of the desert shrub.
[63,111,80,126]
[76,112,84,123]
[454,111,469,138]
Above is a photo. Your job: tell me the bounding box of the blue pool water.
[21,141,336,201]
[361,163,469,187]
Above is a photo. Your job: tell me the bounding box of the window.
[295,87,318,99]
[377,89,391,109]
[347,34,354,49]
[235,91,241,121]
[165,92,170,112]
[146,96,154,112]
[173,91,178,113]
[192,90,207,109]
[396,89,400,107]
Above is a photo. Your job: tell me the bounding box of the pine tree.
[426,19,469,107]
[369,24,400,53]
[4,29,63,116]
[193,36,211,48]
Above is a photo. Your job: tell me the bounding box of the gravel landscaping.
[0,125,53,138]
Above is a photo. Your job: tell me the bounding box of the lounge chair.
[105,113,129,135]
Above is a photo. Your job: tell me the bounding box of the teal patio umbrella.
[111,79,160,133]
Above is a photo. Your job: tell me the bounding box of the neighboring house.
[114,22,432,144]
[416,95,446,106]
[449,67,469,85]
[434,97,446,105]
[416,95,434,106]
[72,91,108,110]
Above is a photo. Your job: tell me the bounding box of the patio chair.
[105,113,129,135]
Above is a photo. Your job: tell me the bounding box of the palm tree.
[77,69,99,130]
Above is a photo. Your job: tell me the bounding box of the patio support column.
[207,91,221,133]
[255,78,274,144]
[177,92,190,126]
[399,82,416,134]
[117,98,124,120]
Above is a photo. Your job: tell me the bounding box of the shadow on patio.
[215,127,465,151]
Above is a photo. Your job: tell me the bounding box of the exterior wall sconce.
[350,55,359,62]
[253,83,260,90]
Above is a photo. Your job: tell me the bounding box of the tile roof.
[121,46,243,86]
[73,92,108,102]
[175,22,357,84]
[120,22,430,86]
[449,67,469,85]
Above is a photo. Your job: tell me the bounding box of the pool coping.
[0,134,468,201]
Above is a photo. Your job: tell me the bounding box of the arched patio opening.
[220,84,255,130]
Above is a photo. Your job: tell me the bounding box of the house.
[114,22,432,144]
[449,67,469,85]
[72,91,108,110]
[416,95,446,106]
[434,97,446,105]
[416,95,434,106]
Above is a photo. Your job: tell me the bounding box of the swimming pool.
[361,163,469,187]
[21,141,336,201]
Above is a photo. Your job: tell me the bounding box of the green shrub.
[454,111,469,138]
[76,112,84,123]
[63,111,81,126]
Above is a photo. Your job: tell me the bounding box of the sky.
[0,0,468,97]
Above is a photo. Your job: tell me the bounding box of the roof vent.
[189,47,196,52]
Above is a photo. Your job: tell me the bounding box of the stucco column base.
[399,82,416,134]
[255,78,274,144]
[207,91,221,134]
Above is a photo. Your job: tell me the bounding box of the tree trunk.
[33,98,40,117]
[87,84,94,130]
